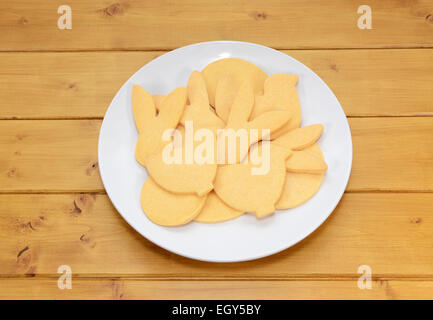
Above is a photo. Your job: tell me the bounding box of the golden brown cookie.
[273,124,323,151]
[214,142,292,218]
[194,191,244,223]
[202,58,267,107]
[276,144,326,209]
[251,74,302,139]
[217,81,290,164]
[133,85,187,166]
[140,177,206,226]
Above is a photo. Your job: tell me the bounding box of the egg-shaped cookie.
[140,177,207,226]
[202,58,267,107]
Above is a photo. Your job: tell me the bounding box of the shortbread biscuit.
[276,144,326,209]
[180,71,225,129]
[273,124,324,151]
[202,58,267,107]
[140,177,206,226]
[145,72,220,196]
[214,142,292,218]
[133,85,187,165]
[285,149,327,174]
[217,81,290,163]
[251,74,302,139]
[194,191,244,223]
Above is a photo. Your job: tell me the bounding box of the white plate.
[98,41,352,262]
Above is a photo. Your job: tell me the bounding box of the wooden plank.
[0,120,102,192]
[0,52,161,119]
[1,278,433,299]
[1,118,432,192]
[1,49,433,119]
[348,118,433,191]
[1,193,433,277]
[1,0,433,51]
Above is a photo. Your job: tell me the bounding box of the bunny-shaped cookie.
[216,81,291,164]
[144,71,220,196]
[133,85,187,166]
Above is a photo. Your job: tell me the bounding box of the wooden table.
[1,0,433,300]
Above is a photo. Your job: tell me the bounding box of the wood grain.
[0,120,102,192]
[1,193,433,277]
[0,118,432,192]
[1,49,433,119]
[1,0,433,51]
[1,278,433,300]
[1,0,433,299]
[349,117,433,191]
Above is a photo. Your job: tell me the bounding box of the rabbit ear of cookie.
[226,81,254,128]
[152,94,166,112]
[187,71,209,107]
[285,150,327,174]
[270,143,293,160]
[181,71,225,129]
[157,86,187,130]
[248,110,290,140]
[132,85,157,133]
[215,76,237,123]
[273,124,323,151]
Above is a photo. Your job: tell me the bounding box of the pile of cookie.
[132,58,327,226]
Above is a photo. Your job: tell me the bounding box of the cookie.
[180,71,225,129]
[214,76,237,123]
[273,124,324,151]
[133,85,187,166]
[194,191,244,223]
[152,94,166,110]
[217,81,290,163]
[145,124,217,197]
[140,177,206,226]
[133,60,328,226]
[214,142,292,218]
[202,58,267,107]
[145,72,220,196]
[276,144,326,209]
[285,150,327,174]
[251,74,302,139]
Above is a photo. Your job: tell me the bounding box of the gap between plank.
[1,115,433,121]
[1,274,433,281]
[1,46,433,53]
[0,190,432,195]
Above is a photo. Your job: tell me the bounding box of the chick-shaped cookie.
[250,74,302,139]
[276,144,326,209]
[273,124,327,173]
[144,72,220,196]
[133,85,187,166]
[216,81,291,164]
[214,141,292,218]
[273,124,327,209]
